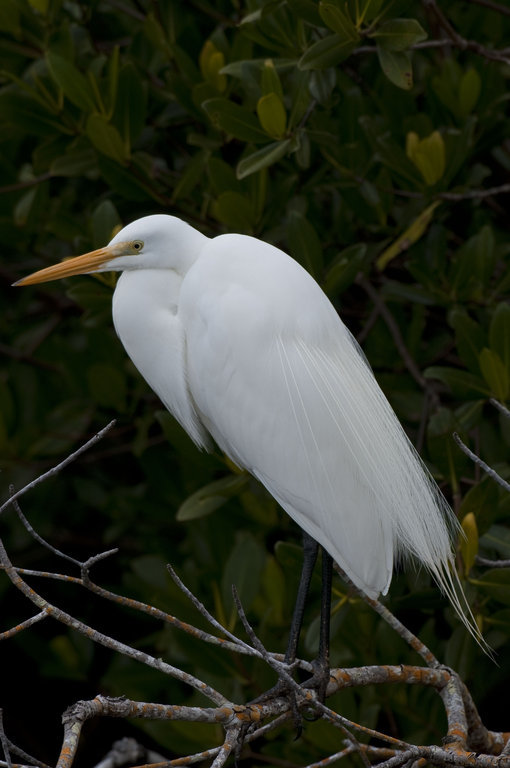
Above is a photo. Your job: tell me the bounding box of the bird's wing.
[180,236,400,597]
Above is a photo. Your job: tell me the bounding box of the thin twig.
[0,421,116,518]
[209,727,240,768]
[490,398,510,419]
[93,737,167,768]
[0,738,51,768]
[0,538,229,706]
[333,564,441,668]
[422,0,510,64]
[453,433,510,493]
[167,565,308,667]
[475,556,510,569]
[439,183,510,201]
[10,488,83,567]
[231,587,412,751]
[0,711,11,768]
[0,611,48,641]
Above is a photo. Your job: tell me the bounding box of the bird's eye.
[132,240,144,252]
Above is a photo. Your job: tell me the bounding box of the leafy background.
[1,0,510,765]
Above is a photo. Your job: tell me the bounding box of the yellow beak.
[14,245,118,287]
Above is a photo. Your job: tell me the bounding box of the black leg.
[285,531,319,664]
[311,549,332,703]
[249,531,332,732]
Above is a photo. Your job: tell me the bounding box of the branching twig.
[2,423,510,767]
[0,537,228,706]
[422,0,510,64]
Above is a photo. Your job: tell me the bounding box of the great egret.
[16,214,481,655]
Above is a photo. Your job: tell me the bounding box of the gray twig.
[453,433,510,493]
[0,421,116,518]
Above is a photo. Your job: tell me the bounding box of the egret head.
[14,214,207,287]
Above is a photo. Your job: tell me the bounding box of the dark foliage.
[1,0,510,764]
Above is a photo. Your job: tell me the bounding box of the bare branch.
[0,421,116,519]
[422,0,510,64]
[0,610,48,641]
[490,399,510,419]
[453,432,510,493]
[333,564,441,668]
[0,711,11,768]
[0,537,228,706]
[438,184,510,201]
[93,738,167,768]
[167,565,272,659]
[475,556,510,569]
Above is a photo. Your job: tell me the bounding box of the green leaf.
[86,114,129,164]
[298,32,358,71]
[370,19,427,51]
[113,63,147,146]
[199,40,227,92]
[287,0,322,25]
[406,130,445,185]
[286,210,323,277]
[480,524,510,559]
[460,512,478,575]
[222,532,266,615]
[236,139,292,180]
[98,156,154,201]
[376,47,413,90]
[87,363,127,411]
[207,157,239,193]
[449,307,486,374]
[489,303,510,372]
[0,92,72,136]
[459,479,500,535]
[91,200,121,248]
[472,569,510,606]
[28,0,49,12]
[318,3,359,41]
[0,0,21,35]
[212,190,256,229]
[51,147,97,177]
[450,225,495,301]
[202,98,269,143]
[66,279,114,327]
[458,67,481,117]
[486,609,510,632]
[376,202,441,270]
[176,474,248,521]
[46,51,97,112]
[424,367,490,398]
[308,68,336,104]
[323,243,368,296]
[172,151,210,202]
[256,92,287,138]
[261,59,284,100]
[478,348,509,401]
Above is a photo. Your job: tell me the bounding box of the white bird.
[16,214,480,645]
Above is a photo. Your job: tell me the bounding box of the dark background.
[1,0,510,765]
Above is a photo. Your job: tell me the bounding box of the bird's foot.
[250,678,303,737]
[300,658,332,720]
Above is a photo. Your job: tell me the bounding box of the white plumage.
[17,214,480,639]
